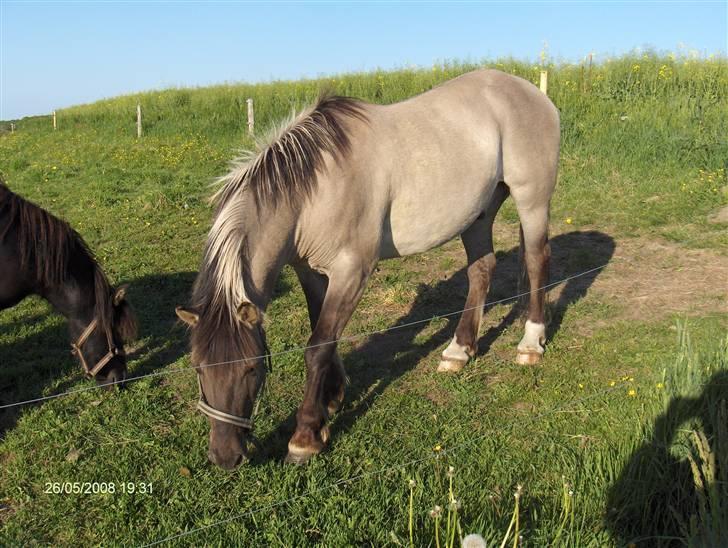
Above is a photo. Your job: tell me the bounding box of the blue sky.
[1,1,726,120]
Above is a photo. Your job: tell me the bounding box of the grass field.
[1,53,727,546]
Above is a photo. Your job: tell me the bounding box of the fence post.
[539,70,548,95]
[137,103,142,139]
[586,53,593,92]
[10,123,15,133]
[53,110,57,130]
[246,98,254,135]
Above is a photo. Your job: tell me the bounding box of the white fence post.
[246,98,254,135]
[10,123,15,133]
[539,70,548,95]
[137,103,142,138]
[53,110,57,130]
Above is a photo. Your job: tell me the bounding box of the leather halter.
[71,318,120,378]
[196,329,270,431]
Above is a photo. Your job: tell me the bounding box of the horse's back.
[297,69,559,266]
[368,70,557,257]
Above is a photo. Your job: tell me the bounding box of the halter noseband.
[196,329,270,432]
[71,318,120,378]
[197,375,256,429]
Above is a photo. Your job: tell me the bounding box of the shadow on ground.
[0,270,292,437]
[259,230,616,458]
[605,371,728,546]
[0,272,194,436]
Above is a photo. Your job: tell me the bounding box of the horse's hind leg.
[293,265,346,416]
[511,192,551,365]
[438,182,509,373]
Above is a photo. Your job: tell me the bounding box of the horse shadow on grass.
[257,230,616,459]
[0,271,299,437]
[605,371,728,546]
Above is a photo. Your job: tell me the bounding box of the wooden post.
[53,110,57,130]
[587,53,593,92]
[136,103,142,138]
[246,98,254,135]
[539,70,548,95]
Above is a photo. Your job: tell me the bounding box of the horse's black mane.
[0,180,116,334]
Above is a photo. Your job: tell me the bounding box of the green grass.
[1,54,727,545]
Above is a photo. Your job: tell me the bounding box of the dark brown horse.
[0,181,137,386]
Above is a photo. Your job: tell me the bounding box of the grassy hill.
[0,54,727,545]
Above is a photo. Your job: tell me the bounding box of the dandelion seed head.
[462,533,487,548]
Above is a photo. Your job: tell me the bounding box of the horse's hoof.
[285,445,319,465]
[516,351,542,365]
[437,358,466,373]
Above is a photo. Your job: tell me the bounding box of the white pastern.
[442,336,472,362]
[517,320,546,354]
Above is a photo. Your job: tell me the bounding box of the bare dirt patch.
[587,237,727,320]
[708,205,728,224]
[356,226,726,366]
[432,225,727,324]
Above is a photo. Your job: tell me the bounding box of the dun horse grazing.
[0,181,137,385]
[177,69,559,469]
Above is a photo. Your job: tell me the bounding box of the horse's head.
[176,301,268,470]
[71,285,137,387]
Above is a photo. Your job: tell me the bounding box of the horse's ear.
[113,284,129,306]
[176,306,200,327]
[236,302,260,327]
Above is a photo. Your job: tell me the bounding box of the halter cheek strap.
[71,318,120,378]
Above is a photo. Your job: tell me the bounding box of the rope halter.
[71,317,120,378]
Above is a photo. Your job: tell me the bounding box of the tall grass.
[5,52,727,171]
[2,53,725,247]
[606,323,728,546]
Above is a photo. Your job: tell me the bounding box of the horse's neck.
[39,263,97,333]
[240,202,296,310]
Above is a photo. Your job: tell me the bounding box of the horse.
[0,181,137,386]
[176,69,560,469]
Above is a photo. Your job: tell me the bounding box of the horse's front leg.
[286,258,373,464]
[293,265,347,416]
